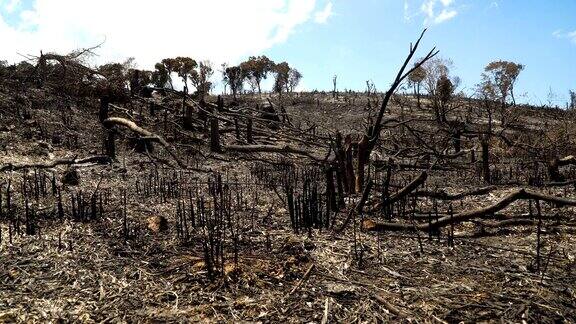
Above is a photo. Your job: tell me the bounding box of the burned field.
[1,37,576,323]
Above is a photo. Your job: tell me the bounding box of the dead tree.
[368,30,438,155]
[332,75,338,99]
[481,134,491,183]
[344,135,355,194]
[246,118,254,144]
[210,118,221,153]
[363,188,576,232]
[99,96,110,123]
[355,135,369,192]
[183,101,195,130]
[225,144,323,161]
[341,30,437,196]
[1,156,111,172]
[548,155,576,182]
[104,130,116,159]
[103,117,186,168]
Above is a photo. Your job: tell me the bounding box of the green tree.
[240,55,274,94]
[437,74,454,111]
[160,58,180,89]
[480,60,523,126]
[407,64,426,109]
[175,57,198,94]
[223,65,244,100]
[272,62,290,95]
[151,63,169,88]
[288,68,302,92]
[191,60,213,100]
[481,60,524,107]
[421,57,459,122]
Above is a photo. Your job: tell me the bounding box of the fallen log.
[373,294,409,318]
[548,155,576,182]
[103,117,186,168]
[225,144,324,162]
[1,155,111,172]
[412,185,497,200]
[387,171,427,205]
[476,218,535,228]
[363,188,576,232]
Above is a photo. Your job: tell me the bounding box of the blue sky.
[1,0,575,105]
[264,0,576,105]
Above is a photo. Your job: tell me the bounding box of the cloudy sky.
[0,0,575,105]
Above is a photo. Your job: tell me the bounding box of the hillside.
[1,52,576,323]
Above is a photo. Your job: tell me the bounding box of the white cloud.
[314,1,333,24]
[414,0,458,25]
[553,29,563,38]
[3,0,20,13]
[0,0,318,69]
[434,9,457,24]
[553,29,576,44]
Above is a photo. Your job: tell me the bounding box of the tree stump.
[210,118,221,153]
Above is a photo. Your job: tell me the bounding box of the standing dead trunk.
[234,118,241,140]
[210,118,221,153]
[246,118,253,144]
[481,135,490,184]
[344,135,355,194]
[99,96,109,124]
[183,101,194,130]
[416,83,421,109]
[355,135,369,193]
[129,70,141,97]
[335,132,349,193]
[332,75,337,99]
[335,168,346,208]
[217,95,224,111]
[453,129,461,153]
[105,130,116,159]
[326,167,338,212]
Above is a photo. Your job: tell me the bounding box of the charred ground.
[1,45,576,323]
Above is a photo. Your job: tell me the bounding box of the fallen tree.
[103,117,186,168]
[225,144,326,162]
[387,171,427,205]
[412,185,497,200]
[363,188,576,232]
[548,155,576,182]
[0,155,111,172]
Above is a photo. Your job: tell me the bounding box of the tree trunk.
[416,83,421,109]
[335,132,348,193]
[99,96,109,124]
[355,135,369,193]
[210,118,221,153]
[481,135,490,184]
[234,118,240,140]
[183,102,194,130]
[326,167,338,212]
[246,118,253,144]
[344,135,355,194]
[452,129,461,153]
[105,130,116,159]
[335,168,346,208]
